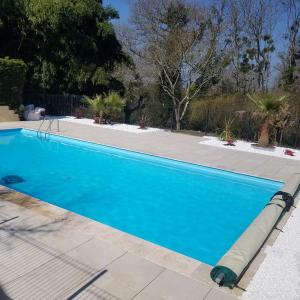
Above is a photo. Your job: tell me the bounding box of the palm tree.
[247,94,286,147]
[103,92,124,124]
[84,95,105,124]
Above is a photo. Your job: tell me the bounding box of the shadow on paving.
[0,201,118,300]
[0,287,11,300]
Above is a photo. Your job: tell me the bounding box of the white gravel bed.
[199,136,300,160]
[60,116,163,133]
[243,193,300,300]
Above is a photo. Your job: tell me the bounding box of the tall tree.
[0,0,128,95]
[226,1,256,93]
[114,64,146,124]
[280,0,300,87]
[121,0,228,130]
[240,0,276,92]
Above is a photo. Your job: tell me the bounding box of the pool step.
[0,105,19,122]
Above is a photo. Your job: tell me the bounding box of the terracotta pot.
[224,139,235,146]
[74,107,83,119]
[94,116,100,124]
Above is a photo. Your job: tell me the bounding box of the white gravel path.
[200,136,300,161]
[243,193,300,300]
[60,116,163,133]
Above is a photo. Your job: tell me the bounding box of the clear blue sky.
[103,0,130,23]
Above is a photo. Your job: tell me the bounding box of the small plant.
[84,95,104,124]
[219,118,236,146]
[17,104,25,121]
[284,149,295,156]
[84,92,124,124]
[74,106,84,119]
[139,114,147,129]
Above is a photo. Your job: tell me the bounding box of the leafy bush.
[219,118,236,142]
[84,92,124,124]
[84,95,105,123]
[187,92,300,148]
[188,94,259,141]
[0,57,27,108]
[104,92,124,120]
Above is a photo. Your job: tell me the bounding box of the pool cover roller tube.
[211,173,300,287]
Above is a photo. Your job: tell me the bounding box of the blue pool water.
[0,128,282,265]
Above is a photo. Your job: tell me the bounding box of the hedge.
[0,57,27,108]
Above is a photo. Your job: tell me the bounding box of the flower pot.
[74,107,84,119]
[224,139,235,146]
[94,116,100,124]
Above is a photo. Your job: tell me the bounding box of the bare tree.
[240,0,276,91]
[281,0,300,86]
[226,1,257,93]
[120,0,228,130]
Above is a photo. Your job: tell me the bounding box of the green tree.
[0,57,27,108]
[113,64,146,124]
[0,0,128,95]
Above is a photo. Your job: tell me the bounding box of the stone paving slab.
[133,269,211,300]
[66,238,125,270]
[0,263,20,285]
[3,276,53,300]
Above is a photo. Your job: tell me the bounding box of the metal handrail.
[44,118,60,139]
[37,115,49,138]
[37,116,60,139]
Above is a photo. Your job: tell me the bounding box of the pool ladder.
[37,116,60,139]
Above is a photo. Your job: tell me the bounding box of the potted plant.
[139,114,147,129]
[17,104,25,121]
[219,117,236,146]
[247,93,286,147]
[74,106,84,119]
[84,95,104,124]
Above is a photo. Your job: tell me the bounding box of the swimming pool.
[0,128,282,265]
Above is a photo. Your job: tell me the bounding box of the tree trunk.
[174,109,181,130]
[124,108,132,124]
[124,97,145,124]
[257,117,270,147]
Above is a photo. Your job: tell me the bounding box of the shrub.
[187,92,300,148]
[0,57,27,108]
[188,94,260,141]
[219,117,236,143]
[84,92,124,124]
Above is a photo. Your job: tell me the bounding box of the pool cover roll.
[211,173,300,287]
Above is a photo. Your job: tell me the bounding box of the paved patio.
[0,120,299,299]
[0,187,235,300]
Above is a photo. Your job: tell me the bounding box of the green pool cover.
[211,173,300,287]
